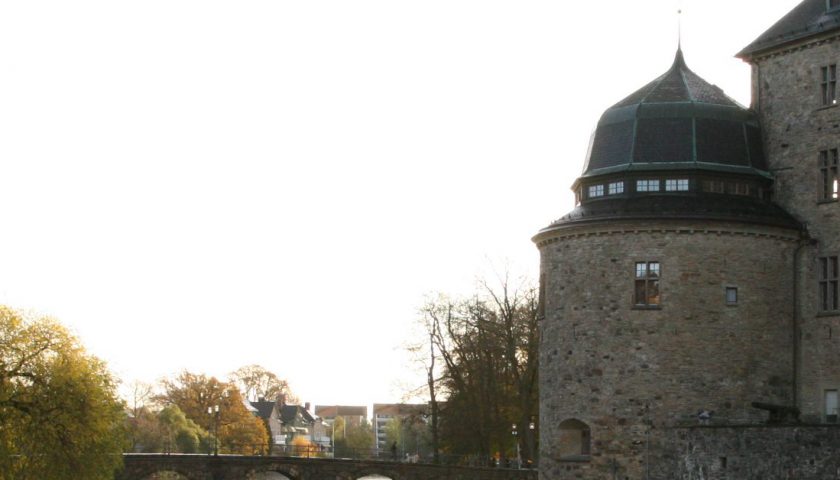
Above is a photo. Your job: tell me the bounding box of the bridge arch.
[135,469,196,480]
[247,471,293,480]
[354,469,403,480]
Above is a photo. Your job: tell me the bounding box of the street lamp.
[511,423,520,469]
[208,404,220,456]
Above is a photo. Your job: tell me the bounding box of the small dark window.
[829,0,840,11]
[822,64,837,106]
[726,287,738,305]
[820,256,839,312]
[635,262,660,307]
[703,180,725,193]
[819,149,839,201]
[826,390,838,423]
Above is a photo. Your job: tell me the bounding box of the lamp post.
[528,418,536,468]
[208,404,220,456]
[511,423,520,469]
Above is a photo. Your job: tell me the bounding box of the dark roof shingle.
[738,0,840,57]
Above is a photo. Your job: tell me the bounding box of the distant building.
[372,403,428,453]
[250,397,285,449]
[314,405,368,428]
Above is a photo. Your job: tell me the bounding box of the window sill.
[817,311,840,318]
[559,455,591,463]
[815,103,839,112]
[817,199,839,205]
[632,305,662,311]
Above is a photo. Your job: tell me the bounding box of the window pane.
[649,262,660,277]
[636,262,646,278]
[726,287,738,304]
[635,280,647,305]
[648,280,660,305]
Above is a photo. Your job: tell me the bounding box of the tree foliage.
[332,416,375,457]
[0,306,125,480]
[418,275,539,462]
[157,371,268,454]
[230,364,297,404]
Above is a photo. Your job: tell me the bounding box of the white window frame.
[636,179,660,192]
[665,179,689,191]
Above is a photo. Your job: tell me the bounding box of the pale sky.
[0,0,801,409]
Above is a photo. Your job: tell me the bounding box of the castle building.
[535,1,840,478]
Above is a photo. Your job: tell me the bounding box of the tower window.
[636,179,660,192]
[665,179,689,191]
[588,184,605,198]
[726,287,738,305]
[819,256,839,312]
[821,64,837,106]
[608,181,624,195]
[634,261,660,307]
[819,149,839,201]
[826,390,838,423]
[703,180,725,193]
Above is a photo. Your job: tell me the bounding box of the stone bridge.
[119,454,539,480]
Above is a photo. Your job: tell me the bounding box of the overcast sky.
[0,0,801,409]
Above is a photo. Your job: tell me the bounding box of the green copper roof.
[581,49,767,178]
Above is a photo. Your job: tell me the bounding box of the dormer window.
[608,181,625,195]
[588,185,604,198]
[665,179,689,191]
[636,179,660,192]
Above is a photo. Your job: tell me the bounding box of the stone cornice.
[533,221,803,249]
[742,31,840,63]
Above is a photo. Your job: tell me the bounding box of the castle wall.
[537,220,799,480]
[665,425,840,479]
[751,34,840,421]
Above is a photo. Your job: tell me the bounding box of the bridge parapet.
[119,454,539,480]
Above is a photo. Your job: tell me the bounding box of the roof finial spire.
[677,5,683,51]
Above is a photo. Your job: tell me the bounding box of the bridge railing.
[131,443,537,469]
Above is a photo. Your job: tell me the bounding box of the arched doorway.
[557,419,591,458]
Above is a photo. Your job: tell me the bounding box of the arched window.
[558,419,591,458]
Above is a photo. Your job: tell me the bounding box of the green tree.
[158,371,268,454]
[332,416,374,457]
[0,306,125,480]
[158,405,214,453]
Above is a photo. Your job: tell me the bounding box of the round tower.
[535,49,804,479]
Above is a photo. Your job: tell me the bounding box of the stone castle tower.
[535,1,840,478]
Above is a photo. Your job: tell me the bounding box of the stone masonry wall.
[751,33,840,422]
[665,425,840,480]
[537,219,800,480]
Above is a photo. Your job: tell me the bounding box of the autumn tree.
[157,371,268,454]
[417,274,539,463]
[0,306,125,480]
[230,364,298,403]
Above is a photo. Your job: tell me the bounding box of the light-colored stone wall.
[750,33,840,421]
[537,219,800,480]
